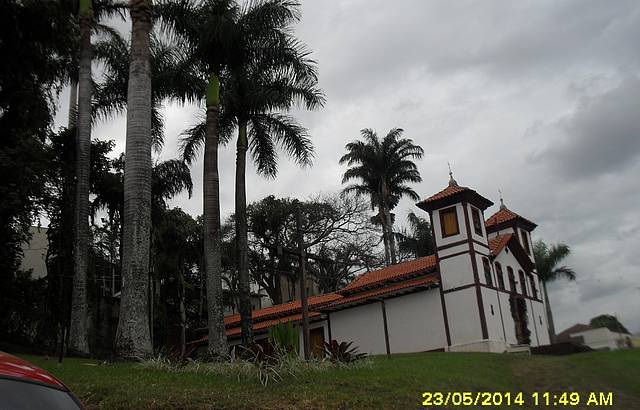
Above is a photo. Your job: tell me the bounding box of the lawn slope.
[21,349,640,409]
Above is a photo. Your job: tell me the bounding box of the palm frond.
[179,118,206,165]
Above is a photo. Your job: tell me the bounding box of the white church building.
[189,176,551,356]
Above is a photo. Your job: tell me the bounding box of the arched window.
[495,262,505,290]
[507,266,516,293]
[519,270,527,296]
[482,258,492,286]
[529,273,538,299]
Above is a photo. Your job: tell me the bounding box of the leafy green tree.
[395,211,434,261]
[533,240,577,343]
[153,207,201,357]
[340,128,424,266]
[589,314,630,334]
[0,0,75,286]
[245,194,380,303]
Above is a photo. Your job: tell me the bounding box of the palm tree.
[68,0,94,356]
[180,0,324,345]
[113,0,155,359]
[160,0,239,358]
[533,240,576,343]
[69,0,126,356]
[93,33,204,152]
[340,128,424,265]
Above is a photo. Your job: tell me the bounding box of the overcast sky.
[54,0,640,333]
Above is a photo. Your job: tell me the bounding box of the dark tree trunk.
[69,0,92,356]
[235,121,253,344]
[542,281,556,343]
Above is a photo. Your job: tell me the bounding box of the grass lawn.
[18,349,640,409]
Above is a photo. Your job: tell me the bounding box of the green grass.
[18,349,640,409]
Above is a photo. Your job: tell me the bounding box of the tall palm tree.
[69,0,126,356]
[88,0,201,358]
[113,0,155,359]
[161,0,239,358]
[68,0,94,356]
[180,0,324,345]
[533,240,576,343]
[340,128,424,266]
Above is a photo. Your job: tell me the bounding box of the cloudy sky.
[54,0,640,333]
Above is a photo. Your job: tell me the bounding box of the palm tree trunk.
[115,0,153,359]
[203,72,227,358]
[69,0,92,356]
[68,79,78,129]
[235,121,253,345]
[379,208,390,266]
[386,207,397,265]
[380,180,396,265]
[179,267,186,358]
[542,281,556,343]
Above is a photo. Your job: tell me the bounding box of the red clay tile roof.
[488,233,513,256]
[485,207,537,231]
[188,312,323,344]
[326,274,439,310]
[227,312,322,337]
[340,255,437,294]
[556,323,593,342]
[417,183,493,212]
[419,184,471,204]
[223,293,341,327]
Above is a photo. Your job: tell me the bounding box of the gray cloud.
[542,76,640,178]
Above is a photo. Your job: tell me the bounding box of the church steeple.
[498,189,506,210]
[448,162,458,187]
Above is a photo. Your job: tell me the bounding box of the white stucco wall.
[481,286,506,343]
[329,302,387,355]
[527,299,550,346]
[487,227,516,241]
[20,226,49,279]
[498,295,518,345]
[439,255,475,290]
[571,328,631,350]
[438,243,468,258]
[385,290,447,353]
[444,287,483,345]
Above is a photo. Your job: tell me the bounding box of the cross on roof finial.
[498,189,506,210]
[447,162,458,187]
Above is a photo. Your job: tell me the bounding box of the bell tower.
[485,194,538,262]
[417,173,497,349]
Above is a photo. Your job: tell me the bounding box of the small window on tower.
[521,230,531,255]
[439,207,459,237]
[472,207,483,236]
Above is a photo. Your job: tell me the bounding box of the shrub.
[267,322,299,355]
[322,340,367,363]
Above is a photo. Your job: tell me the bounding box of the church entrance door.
[509,295,531,345]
